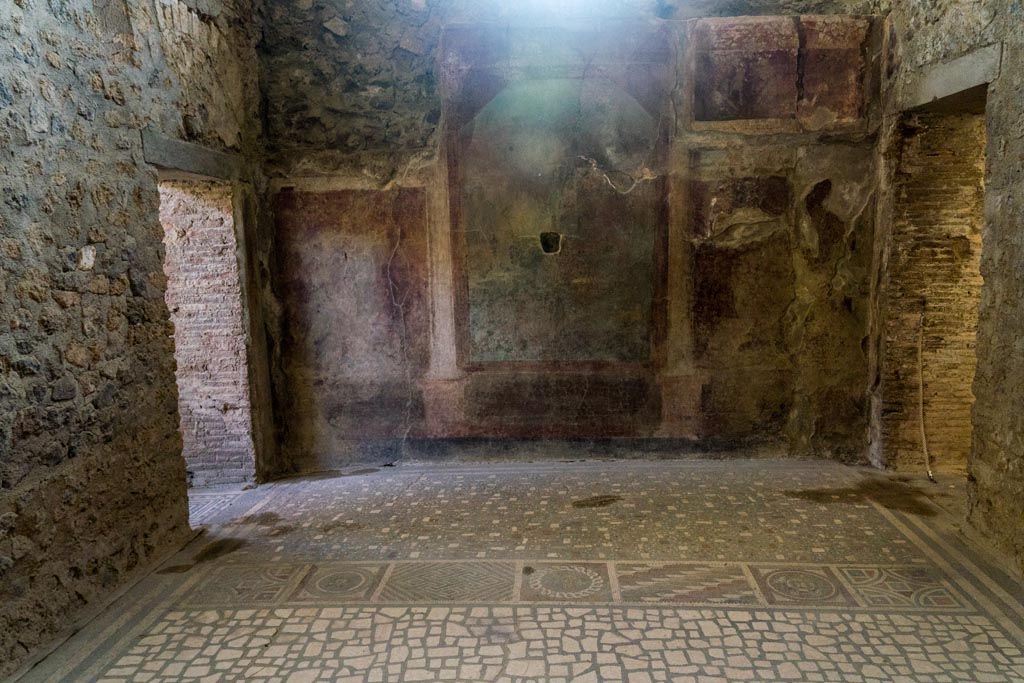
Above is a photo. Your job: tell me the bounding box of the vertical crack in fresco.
[385,217,414,454]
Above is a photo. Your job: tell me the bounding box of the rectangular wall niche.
[272,188,430,469]
[159,179,256,487]
[881,110,986,473]
[444,25,672,365]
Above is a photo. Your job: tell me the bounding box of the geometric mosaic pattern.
[520,563,614,602]
[838,566,968,609]
[16,461,1024,683]
[177,560,974,611]
[378,562,515,602]
[289,563,387,603]
[187,490,243,526]
[751,565,858,607]
[617,562,759,605]
[181,564,306,606]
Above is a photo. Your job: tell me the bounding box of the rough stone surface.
[0,0,263,674]
[686,142,876,457]
[258,0,889,181]
[160,180,257,487]
[876,0,1024,576]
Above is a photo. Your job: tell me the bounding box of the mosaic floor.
[14,460,1024,683]
[188,487,247,527]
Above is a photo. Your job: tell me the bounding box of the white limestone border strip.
[607,561,623,602]
[371,563,397,603]
[191,558,941,566]
[740,563,767,605]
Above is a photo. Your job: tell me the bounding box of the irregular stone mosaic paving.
[19,462,1024,683]
[98,606,1020,683]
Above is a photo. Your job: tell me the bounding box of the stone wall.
[0,0,263,674]
[160,180,257,487]
[879,0,1024,575]
[880,112,985,474]
[260,0,890,182]
[261,6,883,466]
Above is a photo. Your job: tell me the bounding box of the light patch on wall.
[495,0,652,18]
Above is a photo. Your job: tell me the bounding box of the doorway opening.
[881,89,987,478]
[158,177,257,503]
